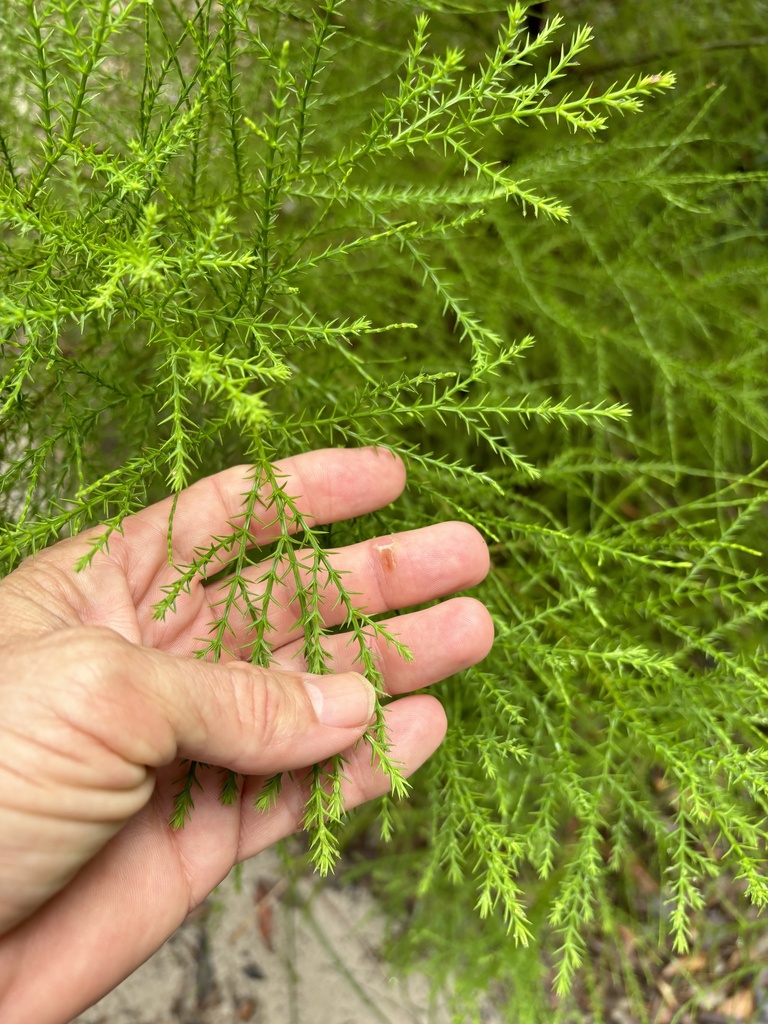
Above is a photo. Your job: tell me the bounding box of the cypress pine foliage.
[1,1,767,1017]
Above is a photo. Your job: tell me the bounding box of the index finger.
[53,447,407,607]
[126,447,405,594]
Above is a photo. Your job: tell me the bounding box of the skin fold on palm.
[0,446,493,1024]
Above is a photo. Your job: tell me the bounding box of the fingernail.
[304,673,376,728]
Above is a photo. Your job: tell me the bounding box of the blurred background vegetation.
[339,3,768,1020]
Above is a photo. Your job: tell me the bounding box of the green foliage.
[1,0,767,1017]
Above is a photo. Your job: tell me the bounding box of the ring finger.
[271,597,494,693]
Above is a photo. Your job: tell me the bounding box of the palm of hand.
[0,448,492,1022]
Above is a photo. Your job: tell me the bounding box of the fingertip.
[455,522,491,583]
[364,445,407,497]
[286,447,407,521]
[433,521,490,586]
[450,596,495,665]
[303,671,376,728]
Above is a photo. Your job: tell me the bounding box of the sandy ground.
[73,850,451,1024]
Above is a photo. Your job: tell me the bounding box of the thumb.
[45,627,377,775]
[0,628,377,936]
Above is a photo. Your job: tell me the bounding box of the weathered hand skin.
[0,447,492,1024]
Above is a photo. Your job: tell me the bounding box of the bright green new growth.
[1,0,767,1017]
[0,0,659,842]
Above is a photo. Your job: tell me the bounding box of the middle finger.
[180,521,489,659]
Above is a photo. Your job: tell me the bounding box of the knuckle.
[227,663,302,753]
[2,627,134,736]
[363,629,387,676]
[39,627,132,715]
[56,625,128,677]
[460,521,491,561]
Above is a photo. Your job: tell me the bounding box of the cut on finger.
[191,521,490,659]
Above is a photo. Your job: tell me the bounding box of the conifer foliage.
[1,1,767,1017]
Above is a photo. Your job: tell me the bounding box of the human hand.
[0,447,492,1023]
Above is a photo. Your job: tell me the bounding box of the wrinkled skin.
[0,447,493,1023]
